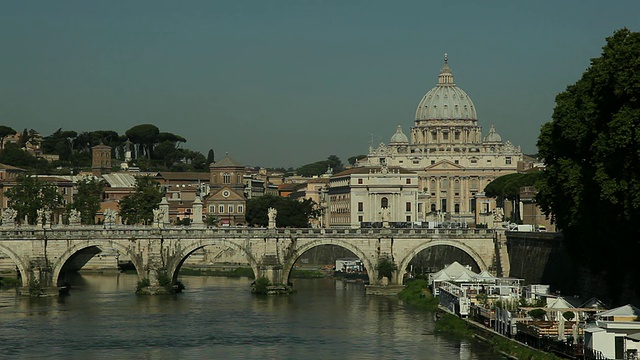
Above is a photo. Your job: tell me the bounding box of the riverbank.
[397,279,562,360]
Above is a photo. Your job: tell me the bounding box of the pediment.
[209,187,245,201]
[425,160,465,170]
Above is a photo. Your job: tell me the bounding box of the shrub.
[375,258,397,280]
[136,278,150,292]
[529,308,547,320]
[0,277,19,288]
[252,277,271,295]
[563,311,575,321]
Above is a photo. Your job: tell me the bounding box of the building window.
[237,205,243,213]
[505,157,512,165]
[487,159,492,163]
[454,160,459,164]
[209,205,215,213]
[358,202,363,212]
[431,160,435,165]
[406,216,411,222]
[443,132,449,140]
[358,179,363,184]
[406,179,411,184]
[454,132,460,140]
[431,132,437,140]
[406,202,411,212]
[381,197,389,208]
[471,158,477,164]
[412,160,419,164]
[218,205,224,213]
[228,205,234,213]
[223,173,231,184]
[358,215,363,222]
[431,203,436,212]
[455,204,460,213]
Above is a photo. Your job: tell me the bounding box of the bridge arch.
[396,239,489,285]
[168,239,260,284]
[282,239,377,285]
[51,240,138,287]
[0,243,30,287]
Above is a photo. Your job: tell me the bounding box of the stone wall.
[506,232,639,306]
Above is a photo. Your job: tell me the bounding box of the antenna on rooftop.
[368,133,381,148]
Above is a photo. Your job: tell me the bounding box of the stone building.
[206,154,246,226]
[91,144,112,176]
[327,164,419,228]
[358,55,523,225]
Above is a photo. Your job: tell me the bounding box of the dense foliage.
[245,194,317,228]
[0,124,206,173]
[118,176,164,225]
[536,29,640,301]
[296,155,344,177]
[70,177,105,225]
[5,175,63,225]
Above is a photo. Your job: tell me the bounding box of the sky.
[1,1,640,168]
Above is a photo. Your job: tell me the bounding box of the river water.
[0,274,501,359]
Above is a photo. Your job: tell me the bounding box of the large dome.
[415,55,477,121]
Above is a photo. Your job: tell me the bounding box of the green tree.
[0,125,16,149]
[70,177,104,224]
[563,311,575,321]
[246,194,316,227]
[296,155,344,177]
[125,124,160,159]
[484,172,542,220]
[207,149,215,166]
[118,176,163,225]
[347,154,367,166]
[6,175,63,225]
[537,29,640,302]
[375,258,397,280]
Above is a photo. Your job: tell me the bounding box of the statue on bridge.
[1,208,17,227]
[69,209,81,226]
[104,209,117,228]
[268,207,277,229]
[153,208,167,228]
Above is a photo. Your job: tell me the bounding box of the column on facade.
[435,176,440,213]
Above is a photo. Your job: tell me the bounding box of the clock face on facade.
[222,190,231,198]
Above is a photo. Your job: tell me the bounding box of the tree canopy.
[5,175,63,225]
[484,172,542,203]
[118,176,164,225]
[536,28,640,302]
[70,177,105,225]
[245,194,316,228]
[296,155,344,177]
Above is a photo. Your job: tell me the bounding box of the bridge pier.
[23,258,58,296]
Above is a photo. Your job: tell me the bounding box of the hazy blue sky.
[1,1,639,168]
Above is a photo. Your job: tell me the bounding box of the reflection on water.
[0,273,499,359]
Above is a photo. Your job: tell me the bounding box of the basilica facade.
[357,55,523,225]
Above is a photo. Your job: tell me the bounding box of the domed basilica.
[357,55,523,224]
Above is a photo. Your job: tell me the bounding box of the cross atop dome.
[444,53,448,64]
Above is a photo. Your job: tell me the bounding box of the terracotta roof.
[210,155,243,168]
[156,172,209,181]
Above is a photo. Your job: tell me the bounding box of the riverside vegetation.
[397,279,561,360]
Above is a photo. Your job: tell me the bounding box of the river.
[0,273,501,359]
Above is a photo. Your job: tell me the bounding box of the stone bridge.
[0,226,503,294]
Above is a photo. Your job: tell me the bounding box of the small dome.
[415,54,478,121]
[390,125,409,144]
[483,125,502,143]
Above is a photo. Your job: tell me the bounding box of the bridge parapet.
[0,225,500,295]
[0,226,495,241]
